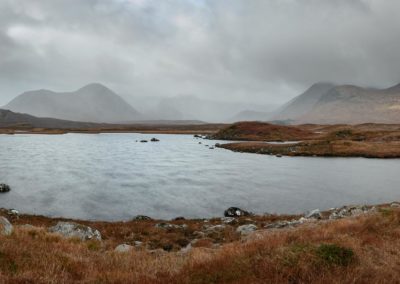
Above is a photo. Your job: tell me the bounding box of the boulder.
[204,224,226,232]
[224,207,250,217]
[390,202,400,208]
[49,222,101,241]
[155,223,187,230]
[150,138,160,142]
[0,184,11,193]
[115,244,133,253]
[133,215,153,221]
[0,216,13,236]
[236,224,257,235]
[305,209,322,219]
[140,140,148,143]
[220,217,237,224]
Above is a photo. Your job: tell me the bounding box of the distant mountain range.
[3,81,400,125]
[3,83,141,123]
[273,82,400,124]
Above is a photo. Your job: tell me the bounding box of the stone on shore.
[0,216,13,236]
[224,207,251,217]
[115,244,133,253]
[236,224,257,235]
[49,222,102,241]
[305,209,322,219]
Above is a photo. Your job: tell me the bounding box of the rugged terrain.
[0,203,400,283]
[274,82,400,124]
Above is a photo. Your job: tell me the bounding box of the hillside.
[0,109,106,129]
[273,82,335,120]
[212,121,313,141]
[4,83,141,123]
[298,84,400,124]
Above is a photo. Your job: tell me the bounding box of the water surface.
[0,133,399,220]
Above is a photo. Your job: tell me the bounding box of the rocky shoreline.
[1,201,398,254]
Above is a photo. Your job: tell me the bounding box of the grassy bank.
[1,205,400,282]
[213,122,400,158]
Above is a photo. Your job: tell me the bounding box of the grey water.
[0,133,399,221]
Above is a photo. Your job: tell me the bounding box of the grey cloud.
[0,0,400,109]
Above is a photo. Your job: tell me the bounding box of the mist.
[1,0,400,121]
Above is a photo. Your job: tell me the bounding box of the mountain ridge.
[4,83,141,123]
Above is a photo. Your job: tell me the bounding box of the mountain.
[298,83,400,124]
[273,82,335,120]
[0,109,107,129]
[3,83,141,123]
[228,110,272,122]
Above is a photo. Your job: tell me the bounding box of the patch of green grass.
[315,244,354,266]
[379,207,393,217]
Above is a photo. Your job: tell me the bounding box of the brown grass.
[215,122,400,158]
[1,208,400,283]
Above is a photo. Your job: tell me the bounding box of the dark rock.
[194,134,201,138]
[133,215,153,221]
[163,244,174,252]
[150,138,160,142]
[0,184,11,193]
[224,207,251,217]
[140,140,148,143]
[173,216,186,221]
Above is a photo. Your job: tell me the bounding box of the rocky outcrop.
[0,184,11,193]
[224,207,251,217]
[49,222,101,241]
[0,216,13,235]
[328,205,372,219]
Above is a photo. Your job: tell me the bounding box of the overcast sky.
[1,0,400,106]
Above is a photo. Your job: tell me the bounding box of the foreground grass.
[1,208,400,283]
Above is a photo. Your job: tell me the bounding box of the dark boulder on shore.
[0,184,10,193]
[224,207,251,217]
[133,215,153,221]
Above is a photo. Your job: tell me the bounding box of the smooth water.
[0,133,399,220]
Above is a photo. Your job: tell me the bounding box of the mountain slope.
[4,83,141,123]
[0,109,107,129]
[273,83,335,120]
[299,84,400,124]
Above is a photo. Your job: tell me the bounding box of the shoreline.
[1,201,400,282]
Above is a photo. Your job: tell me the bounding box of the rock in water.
[0,216,13,235]
[236,224,257,235]
[49,222,101,241]
[150,138,160,142]
[224,207,250,217]
[0,184,11,193]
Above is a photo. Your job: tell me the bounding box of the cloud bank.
[1,0,400,106]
